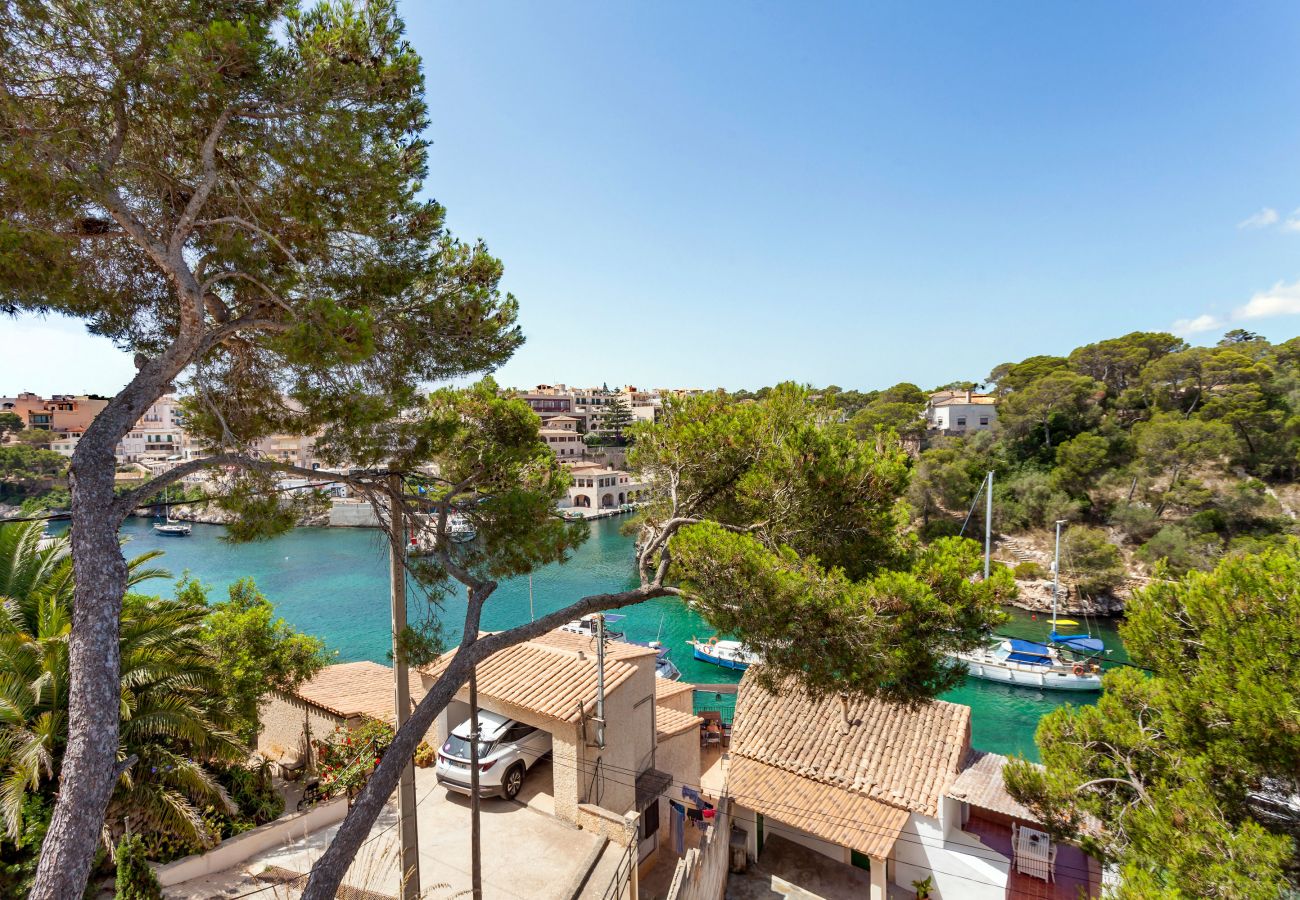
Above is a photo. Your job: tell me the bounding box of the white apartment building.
[116,395,185,463]
[925,389,997,434]
[562,461,647,510]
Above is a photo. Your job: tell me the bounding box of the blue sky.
[7,1,1300,395]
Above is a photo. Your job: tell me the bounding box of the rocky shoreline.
[1010,578,1127,616]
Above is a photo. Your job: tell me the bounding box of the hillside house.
[925,389,997,434]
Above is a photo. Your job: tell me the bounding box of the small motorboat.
[407,514,477,555]
[949,637,1102,691]
[687,636,760,671]
[153,520,192,536]
[627,639,682,680]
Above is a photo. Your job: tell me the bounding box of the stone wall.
[257,693,346,762]
[665,798,732,900]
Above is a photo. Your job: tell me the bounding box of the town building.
[722,672,1101,900]
[257,661,427,765]
[539,414,585,459]
[115,394,185,465]
[562,460,648,510]
[925,389,997,434]
[1,392,108,435]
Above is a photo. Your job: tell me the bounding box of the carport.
[420,628,659,827]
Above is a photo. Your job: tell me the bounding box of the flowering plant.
[314,718,395,798]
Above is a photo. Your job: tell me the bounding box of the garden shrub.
[1013,561,1047,580]
[114,833,163,900]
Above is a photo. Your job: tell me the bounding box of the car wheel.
[503,763,526,800]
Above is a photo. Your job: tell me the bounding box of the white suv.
[436,710,552,800]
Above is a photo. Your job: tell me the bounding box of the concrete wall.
[154,797,348,886]
[257,693,346,762]
[890,808,1008,900]
[329,499,381,527]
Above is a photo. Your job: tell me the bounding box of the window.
[956,417,967,427]
[979,417,989,426]
[503,722,536,743]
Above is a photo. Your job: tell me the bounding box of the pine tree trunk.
[30,364,178,900]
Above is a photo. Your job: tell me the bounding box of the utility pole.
[468,668,483,900]
[387,472,420,900]
[595,613,607,750]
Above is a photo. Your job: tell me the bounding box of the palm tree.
[0,521,244,851]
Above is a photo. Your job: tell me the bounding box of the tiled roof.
[730,673,970,817]
[946,751,1037,821]
[290,662,425,724]
[656,705,703,742]
[654,679,697,702]
[420,632,640,723]
[727,756,908,860]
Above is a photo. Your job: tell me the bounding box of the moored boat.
[951,637,1102,691]
[687,636,761,671]
[153,520,192,536]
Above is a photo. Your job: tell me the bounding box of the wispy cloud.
[1238,207,1280,230]
[1237,280,1300,320]
[1173,279,1300,336]
[1282,209,1300,233]
[1172,314,1224,335]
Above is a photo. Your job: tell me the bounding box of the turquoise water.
[59,517,1126,761]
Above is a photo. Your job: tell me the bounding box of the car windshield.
[443,734,494,760]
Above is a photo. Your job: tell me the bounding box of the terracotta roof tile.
[420,630,640,723]
[946,751,1037,820]
[291,661,425,724]
[727,757,908,860]
[730,672,970,817]
[656,706,703,742]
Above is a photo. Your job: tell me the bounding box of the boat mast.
[1052,519,1065,630]
[984,471,993,580]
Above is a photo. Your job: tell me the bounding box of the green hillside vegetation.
[746,329,1300,591]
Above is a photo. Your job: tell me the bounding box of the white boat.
[152,486,192,536]
[946,480,1109,692]
[407,514,477,554]
[688,637,761,671]
[951,637,1102,691]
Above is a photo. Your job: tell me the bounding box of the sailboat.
[152,485,192,536]
[947,476,1104,692]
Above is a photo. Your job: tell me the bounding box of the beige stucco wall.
[656,727,701,796]
[257,693,346,762]
[585,660,657,816]
[658,689,694,715]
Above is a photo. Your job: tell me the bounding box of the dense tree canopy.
[1005,541,1300,898]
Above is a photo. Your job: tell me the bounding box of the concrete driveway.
[169,763,604,900]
